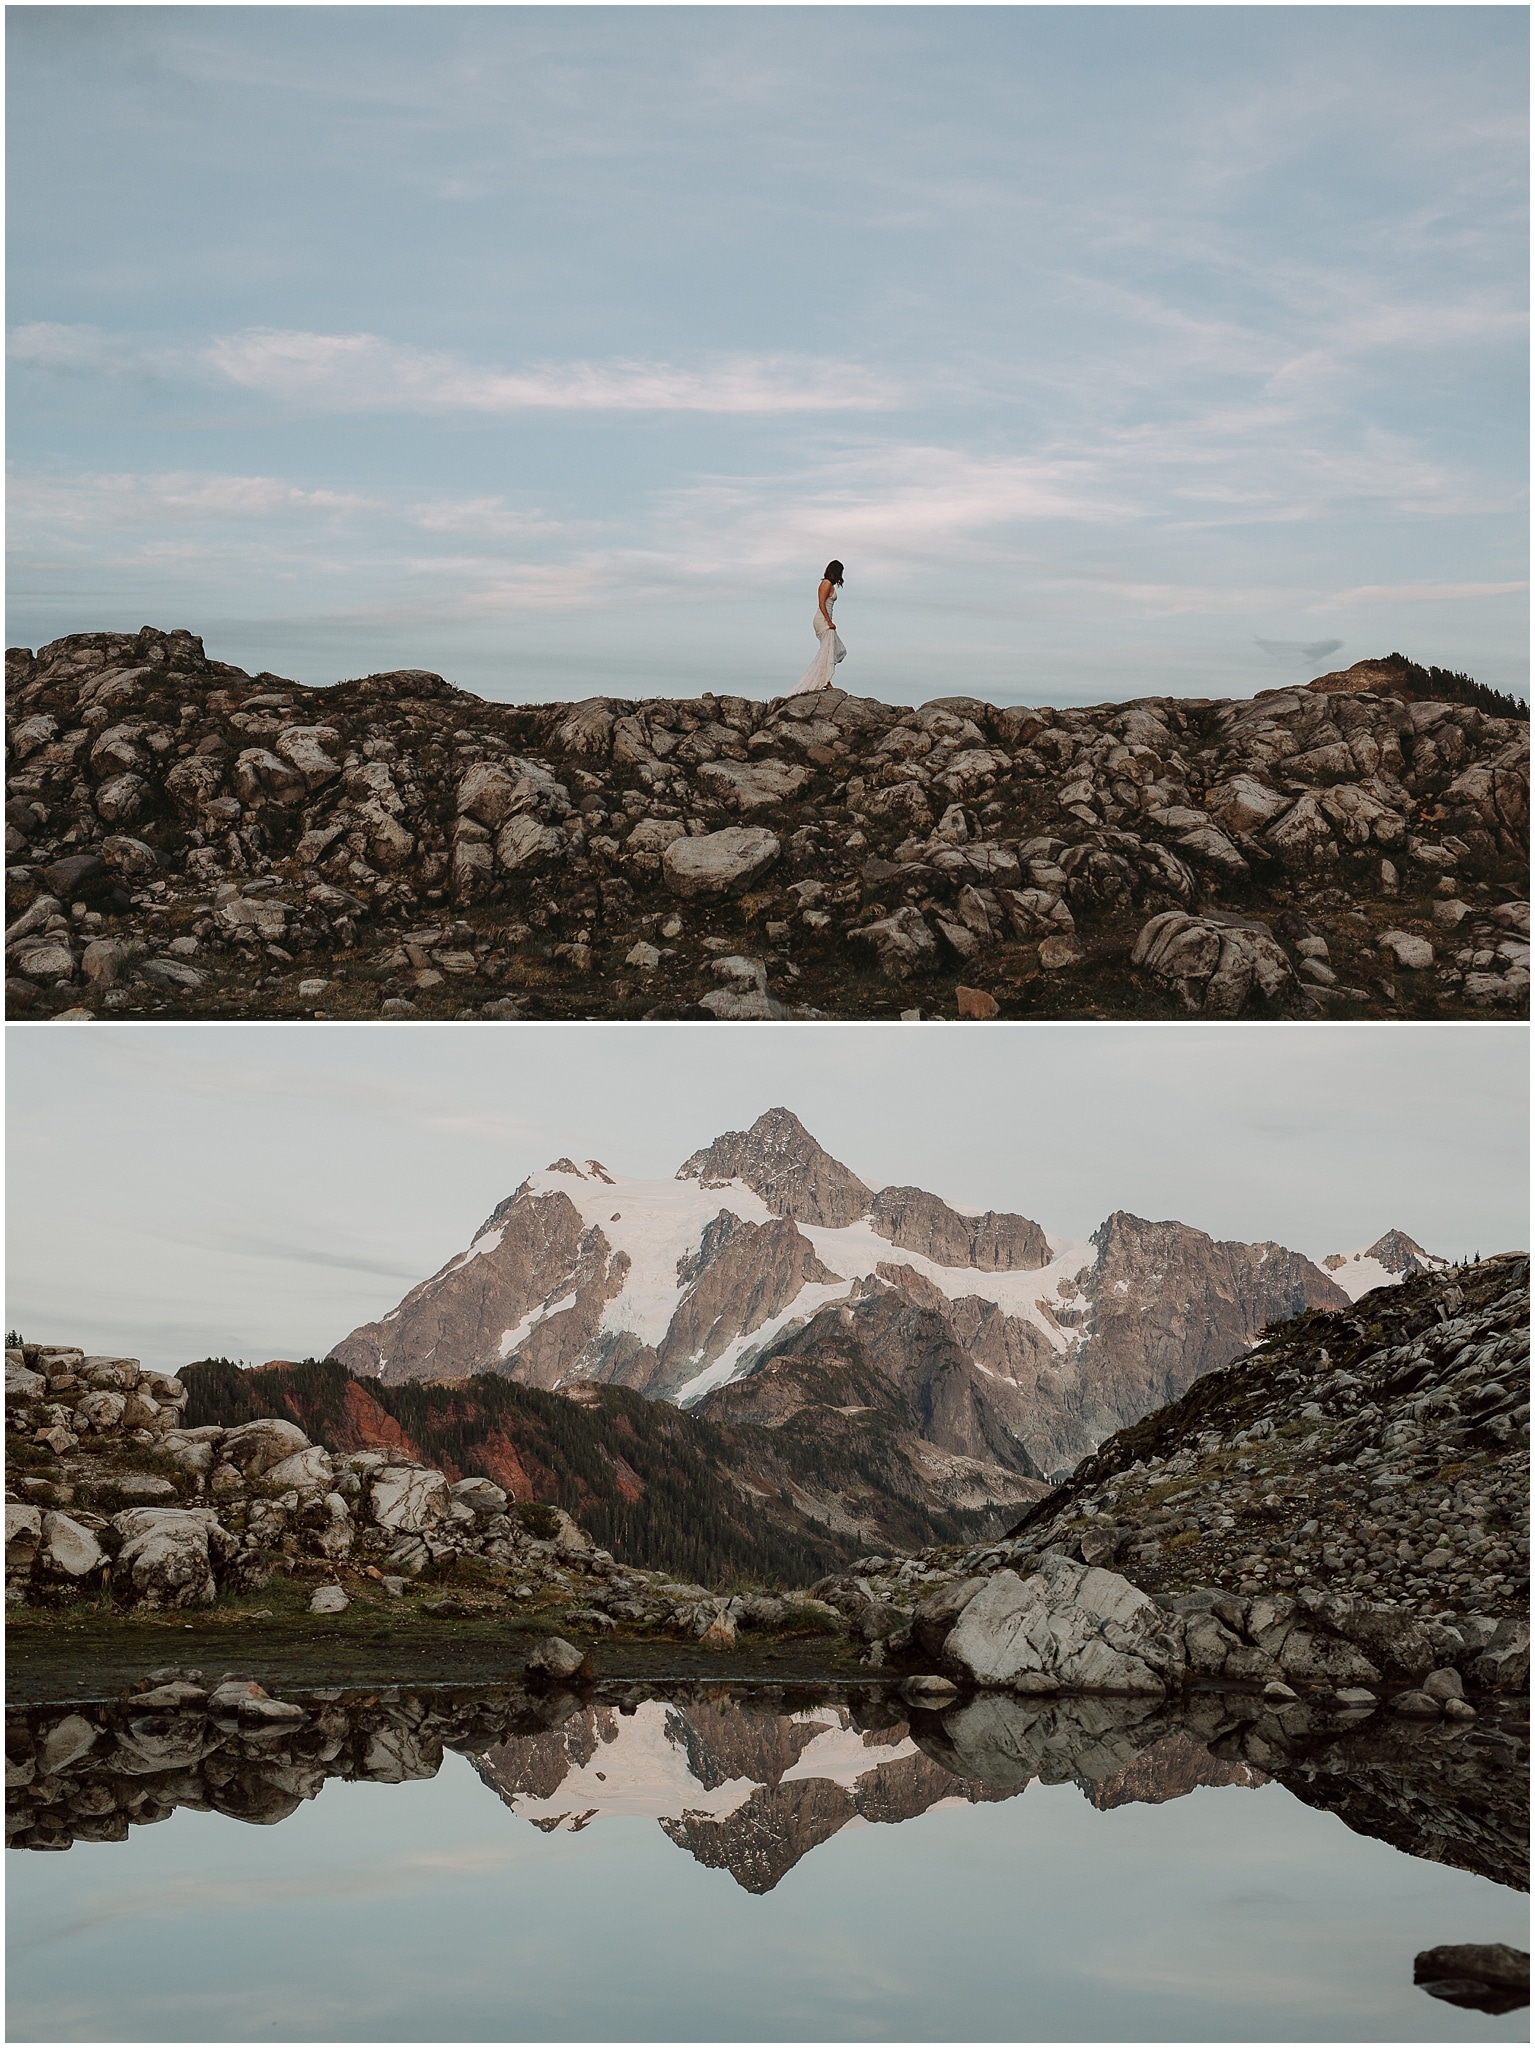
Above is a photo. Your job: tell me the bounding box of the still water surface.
[7,1683,1527,2041]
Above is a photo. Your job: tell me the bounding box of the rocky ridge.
[772,1255,1528,1717]
[6,627,1527,1020]
[5,1338,927,1636]
[3,1342,705,1618]
[1008,1251,1529,1627]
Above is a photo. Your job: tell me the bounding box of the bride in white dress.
[790,560,845,694]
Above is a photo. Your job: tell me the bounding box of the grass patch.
[419,1555,511,1588]
[5,1439,60,1476]
[782,1601,845,1636]
[513,1502,563,1541]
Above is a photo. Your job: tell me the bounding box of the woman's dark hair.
[823,560,844,584]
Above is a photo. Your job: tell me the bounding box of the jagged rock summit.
[332,1111,1440,1517]
[677,1106,873,1227]
[5,627,1526,1021]
[1322,1229,1448,1298]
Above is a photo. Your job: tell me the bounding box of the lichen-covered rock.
[262,1445,335,1495]
[1131,911,1310,1017]
[38,1513,106,1580]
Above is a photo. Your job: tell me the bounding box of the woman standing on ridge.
[790,560,846,694]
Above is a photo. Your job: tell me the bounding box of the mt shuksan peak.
[332,1113,1436,1491]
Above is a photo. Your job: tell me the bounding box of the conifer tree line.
[180,1355,1007,1582]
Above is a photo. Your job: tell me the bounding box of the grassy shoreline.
[4,1585,869,1704]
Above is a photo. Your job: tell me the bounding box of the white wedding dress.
[790,586,845,694]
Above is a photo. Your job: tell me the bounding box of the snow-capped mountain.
[333,1110,1437,1491]
[333,1108,1087,1411]
[1321,1229,1450,1300]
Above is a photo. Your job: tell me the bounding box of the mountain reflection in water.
[6,1682,1527,1898]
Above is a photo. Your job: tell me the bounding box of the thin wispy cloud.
[1315,580,1529,610]
[11,320,904,417]
[205,330,904,415]
[6,321,177,378]
[11,468,380,527]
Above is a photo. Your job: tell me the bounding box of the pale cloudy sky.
[6,6,1528,705]
[6,1023,1526,1372]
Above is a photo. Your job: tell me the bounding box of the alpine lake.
[6,1625,1528,2044]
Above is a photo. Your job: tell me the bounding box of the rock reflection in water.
[6,1681,1527,1899]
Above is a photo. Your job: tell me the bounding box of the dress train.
[790,602,845,695]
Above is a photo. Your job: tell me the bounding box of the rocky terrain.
[5,1251,1529,1895]
[11,1259,1522,1688]
[6,1678,1525,1900]
[5,1340,835,1632]
[725,1253,1526,1736]
[5,628,1527,1021]
[333,1107,1424,1515]
[1008,1250,1529,1629]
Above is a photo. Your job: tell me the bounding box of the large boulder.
[274,725,343,790]
[1470,1619,1530,1692]
[661,827,780,899]
[696,760,812,811]
[942,1557,1170,1695]
[111,1507,233,1610]
[73,1390,128,1433]
[1131,911,1306,1017]
[450,1476,508,1518]
[911,1575,989,1658]
[546,1506,594,1553]
[1310,1594,1436,1681]
[496,814,564,872]
[6,1361,47,1405]
[5,1503,43,1577]
[525,1635,594,1682]
[39,1512,106,1580]
[847,905,939,981]
[218,1417,312,1478]
[262,1445,336,1496]
[369,1464,451,1534]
